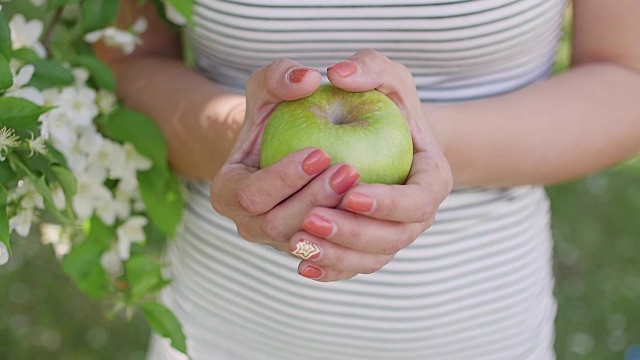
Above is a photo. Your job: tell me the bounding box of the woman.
[97,0,640,358]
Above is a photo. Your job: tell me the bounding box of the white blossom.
[54,86,99,126]
[86,137,126,180]
[0,241,9,266]
[113,187,134,219]
[11,61,33,86]
[124,143,152,171]
[130,17,148,34]
[41,88,61,106]
[117,179,139,199]
[40,109,73,143]
[96,184,133,225]
[9,14,46,58]
[72,172,112,219]
[100,247,124,277]
[133,195,146,212]
[6,86,45,105]
[84,17,147,55]
[8,179,28,202]
[72,67,90,87]
[9,178,44,211]
[26,132,47,157]
[9,208,34,237]
[19,187,44,210]
[0,127,20,161]
[163,0,187,26]
[40,223,72,259]
[29,0,47,7]
[5,63,45,105]
[51,184,66,210]
[95,202,117,226]
[111,143,152,183]
[116,216,148,260]
[97,89,117,114]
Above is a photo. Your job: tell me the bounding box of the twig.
[42,7,64,52]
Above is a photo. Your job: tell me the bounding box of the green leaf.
[102,108,168,173]
[0,54,13,91]
[84,215,114,249]
[28,60,75,89]
[16,151,56,180]
[51,166,76,197]
[0,97,50,129]
[12,48,40,63]
[62,240,110,299]
[142,302,187,355]
[124,256,169,301]
[81,0,121,32]
[73,55,116,91]
[0,10,11,60]
[137,167,183,237]
[167,0,194,25]
[0,186,10,254]
[0,161,17,185]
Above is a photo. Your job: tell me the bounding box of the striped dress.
[148,0,567,359]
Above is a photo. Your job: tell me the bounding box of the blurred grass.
[2,4,640,360]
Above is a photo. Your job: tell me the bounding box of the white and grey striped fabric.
[148,1,566,359]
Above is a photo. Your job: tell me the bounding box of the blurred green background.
[1,3,639,360]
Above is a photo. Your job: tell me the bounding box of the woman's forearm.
[93,0,245,179]
[429,62,640,187]
[110,56,245,179]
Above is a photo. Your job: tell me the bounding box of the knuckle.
[265,59,292,89]
[358,48,382,58]
[261,213,288,242]
[236,187,265,215]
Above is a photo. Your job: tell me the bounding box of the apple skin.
[259,84,413,185]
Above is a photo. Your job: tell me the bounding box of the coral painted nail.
[303,214,334,238]
[300,265,323,279]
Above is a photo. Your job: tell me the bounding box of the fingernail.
[303,214,334,238]
[301,149,331,175]
[344,192,375,213]
[328,61,359,77]
[300,265,323,279]
[329,165,359,194]
[291,239,321,260]
[287,67,314,83]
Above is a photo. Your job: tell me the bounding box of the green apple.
[259,84,413,184]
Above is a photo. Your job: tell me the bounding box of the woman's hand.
[211,50,452,282]
[288,50,453,281]
[210,59,362,255]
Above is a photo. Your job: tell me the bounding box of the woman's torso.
[150,1,567,359]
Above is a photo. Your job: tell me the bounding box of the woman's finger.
[211,147,331,218]
[289,231,394,276]
[233,163,359,243]
[341,151,452,223]
[300,207,427,256]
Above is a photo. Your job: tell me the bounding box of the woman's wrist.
[421,102,452,160]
